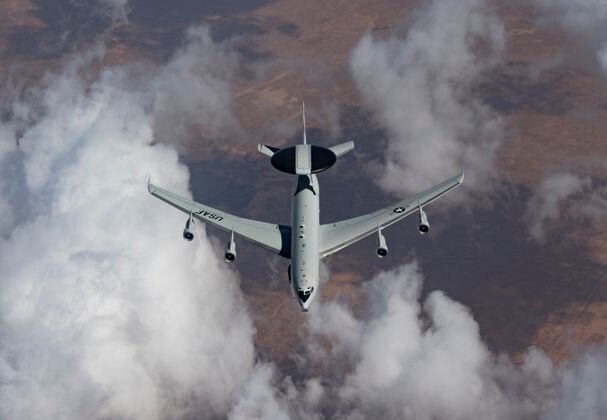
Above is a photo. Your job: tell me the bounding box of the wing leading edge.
[319,172,464,258]
[148,181,291,258]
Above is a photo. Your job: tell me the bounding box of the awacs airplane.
[148,104,463,311]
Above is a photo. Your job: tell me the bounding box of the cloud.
[525,173,589,242]
[3,4,607,420]
[530,0,607,35]
[525,172,607,242]
[151,26,242,152]
[598,47,607,73]
[90,0,131,22]
[0,27,256,420]
[529,0,607,74]
[0,126,18,235]
[350,0,505,199]
[294,260,607,419]
[544,349,607,419]
[228,364,291,420]
[305,262,544,419]
[98,0,130,21]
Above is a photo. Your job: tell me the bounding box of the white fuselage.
[290,174,320,310]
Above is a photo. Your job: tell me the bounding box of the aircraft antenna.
[302,101,307,144]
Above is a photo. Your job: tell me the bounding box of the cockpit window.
[297,287,314,303]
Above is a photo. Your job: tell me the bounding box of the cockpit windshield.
[297,287,314,303]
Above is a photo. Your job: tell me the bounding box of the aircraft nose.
[297,287,315,311]
[299,298,312,312]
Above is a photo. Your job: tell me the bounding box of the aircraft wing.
[148,181,291,258]
[319,172,464,258]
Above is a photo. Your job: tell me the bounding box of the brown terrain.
[2,0,606,365]
[495,3,607,361]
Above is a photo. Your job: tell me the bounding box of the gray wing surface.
[319,172,464,258]
[148,182,291,258]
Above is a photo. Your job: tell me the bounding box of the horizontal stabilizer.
[258,144,280,157]
[329,141,355,158]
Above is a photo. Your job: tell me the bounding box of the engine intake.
[225,231,237,263]
[418,206,430,234]
[376,228,388,258]
[183,213,194,241]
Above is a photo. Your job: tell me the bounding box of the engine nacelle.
[376,229,388,258]
[225,232,237,263]
[418,207,430,234]
[183,215,194,241]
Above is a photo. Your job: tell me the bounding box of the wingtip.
[458,171,465,184]
[147,176,154,194]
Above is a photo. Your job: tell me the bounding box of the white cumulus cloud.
[305,262,552,419]
[350,0,505,199]
[525,172,607,242]
[0,27,255,420]
[295,261,607,419]
[529,0,607,74]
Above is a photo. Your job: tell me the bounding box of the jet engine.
[225,231,237,263]
[418,206,430,234]
[183,212,194,241]
[376,228,388,258]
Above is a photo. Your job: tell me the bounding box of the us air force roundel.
[393,206,407,214]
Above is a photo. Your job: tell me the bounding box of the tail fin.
[257,103,354,174]
[302,101,307,145]
[259,101,307,155]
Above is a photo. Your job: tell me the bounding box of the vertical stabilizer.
[302,101,307,145]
